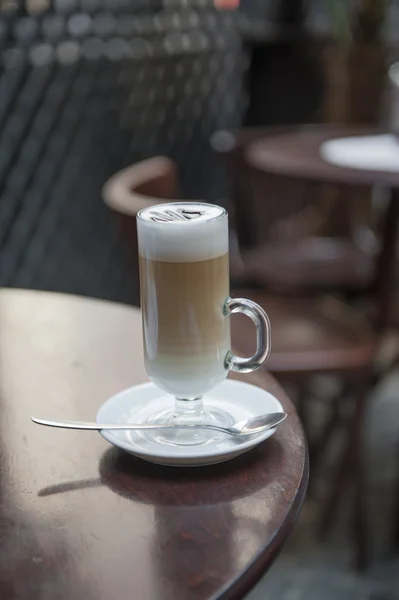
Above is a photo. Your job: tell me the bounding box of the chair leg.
[318,374,370,570]
[351,376,369,570]
[393,441,399,553]
[308,387,346,497]
[296,382,311,439]
[311,383,348,474]
[318,417,352,540]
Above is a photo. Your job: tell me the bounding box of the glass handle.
[224,297,271,373]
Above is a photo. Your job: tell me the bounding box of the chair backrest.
[103,156,179,216]
[102,156,247,288]
[102,157,179,287]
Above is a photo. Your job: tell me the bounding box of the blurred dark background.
[2,0,392,304]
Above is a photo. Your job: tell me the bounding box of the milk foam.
[137,202,228,262]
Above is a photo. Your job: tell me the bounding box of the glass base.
[145,397,234,447]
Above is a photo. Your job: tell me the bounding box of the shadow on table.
[38,437,285,507]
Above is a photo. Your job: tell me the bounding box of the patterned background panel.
[0,0,250,304]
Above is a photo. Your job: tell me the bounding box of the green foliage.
[326,0,352,44]
[326,0,387,44]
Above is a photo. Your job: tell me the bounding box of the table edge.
[215,421,309,600]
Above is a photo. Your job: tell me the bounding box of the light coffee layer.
[137,202,228,263]
[140,253,230,397]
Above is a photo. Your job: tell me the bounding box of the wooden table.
[247,126,399,329]
[0,289,308,600]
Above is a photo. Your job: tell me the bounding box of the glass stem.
[174,397,204,418]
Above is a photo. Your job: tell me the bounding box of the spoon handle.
[31,417,233,434]
[31,414,286,435]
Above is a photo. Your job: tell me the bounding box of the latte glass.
[137,202,271,446]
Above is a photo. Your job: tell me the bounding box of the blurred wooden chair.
[103,157,178,293]
[215,127,399,559]
[102,156,378,570]
[211,125,377,295]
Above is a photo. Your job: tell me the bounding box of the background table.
[247,126,399,329]
[0,289,308,600]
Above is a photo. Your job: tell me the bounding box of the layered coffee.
[137,203,230,398]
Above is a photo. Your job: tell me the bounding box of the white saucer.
[97,380,284,467]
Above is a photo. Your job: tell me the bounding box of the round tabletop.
[247,126,399,188]
[0,289,308,600]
